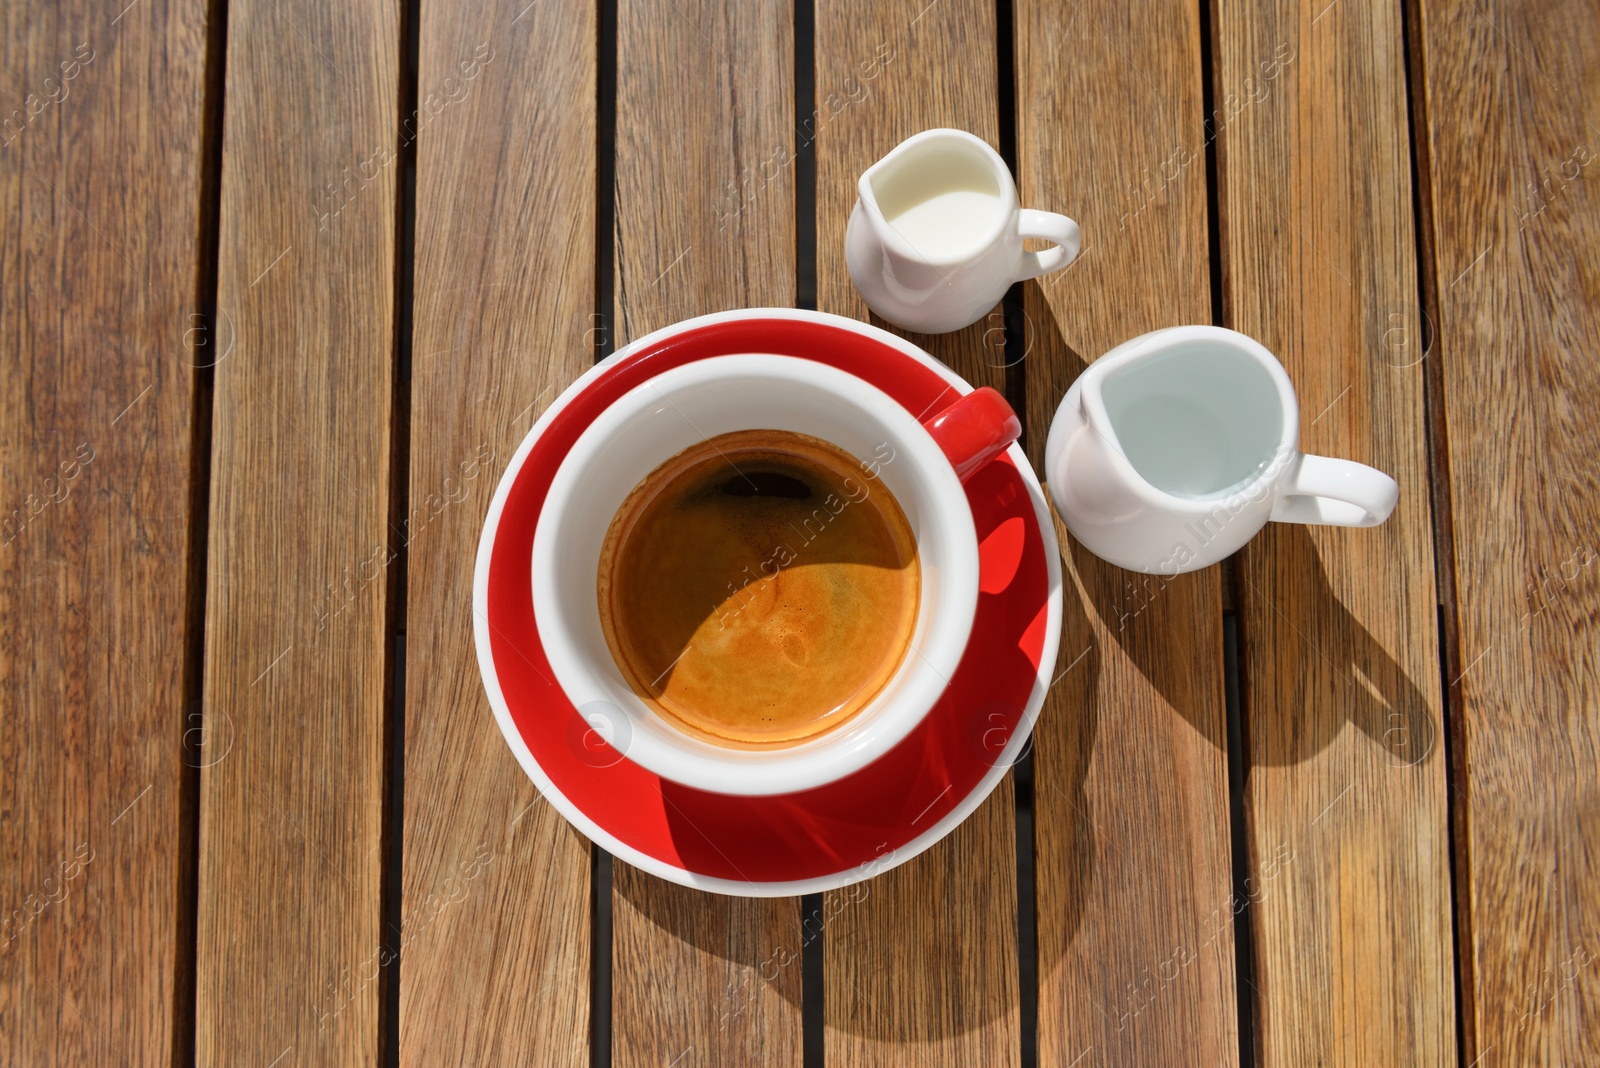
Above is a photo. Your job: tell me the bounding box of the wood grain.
[398,1,596,1064]
[0,0,209,1063]
[610,0,802,1063]
[813,0,1017,1063]
[613,0,795,342]
[1414,0,1600,1061]
[1015,1,1239,1063]
[1213,0,1458,1062]
[194,0,399,1061]
[815,0,1009,399]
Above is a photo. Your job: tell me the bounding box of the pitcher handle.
[1016,209,1082,280]
[1270,454,1398,527]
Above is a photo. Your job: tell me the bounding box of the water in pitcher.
[1099,342,1285,498]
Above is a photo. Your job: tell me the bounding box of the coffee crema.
[597,429,920,748]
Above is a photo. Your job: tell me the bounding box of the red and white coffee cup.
[532,353,1020,796]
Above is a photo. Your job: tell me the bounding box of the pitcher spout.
[1044,384,1140,521]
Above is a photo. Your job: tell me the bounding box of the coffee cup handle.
[1270,454,1399,527]
[1016,209,1082,280]
[922,387,1022,482]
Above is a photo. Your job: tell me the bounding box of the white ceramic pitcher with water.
[846,129,1081,334]
[1044,326,1399,574]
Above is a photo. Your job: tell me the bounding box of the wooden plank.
[815,0,1010,400]
[1213,0,1457,1062]
[0,1,209,1063]
[194,0,399,1061]
[1015,0,1238,1062]
[613,876,802,1066]
[609,0,801,1063]
[398,1,596,1064]
[1414,0,1600,1062]
[813,1,1018,1063]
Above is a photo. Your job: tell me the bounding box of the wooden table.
[3,0,1596,1063]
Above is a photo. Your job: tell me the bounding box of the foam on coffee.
[598,429,920,748]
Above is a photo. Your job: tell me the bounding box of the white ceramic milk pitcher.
[846,129,1081,334]
[1044,326,1399,574]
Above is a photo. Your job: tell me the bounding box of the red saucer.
[474,310,1061,894]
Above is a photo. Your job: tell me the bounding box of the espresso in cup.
[598,429,920,748]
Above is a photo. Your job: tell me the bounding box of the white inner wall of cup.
[869,139,1002,215]
[532,354,979,795]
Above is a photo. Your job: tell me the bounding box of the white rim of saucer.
[472,308,1064,897]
